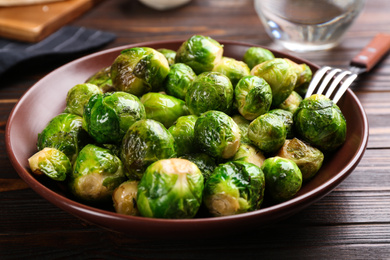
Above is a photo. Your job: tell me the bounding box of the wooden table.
[1,0,390,258]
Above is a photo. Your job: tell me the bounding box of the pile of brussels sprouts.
[28,35,347,219]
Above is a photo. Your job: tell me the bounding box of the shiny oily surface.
[5,40,368,238]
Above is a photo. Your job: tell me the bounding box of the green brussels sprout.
[175,35,223,74]
[277,138,324,181]
[268,109,294,139]
[278,91,302,114]
[234,75,273,121]
[140,92,189,128]
[232,114,251,144]
[111,47,170,96]
[69,144,127,204]
[163,63,196,100]
[294,94,347,152]
[248,113,287,154]
[168,115,198,156]
[65,83,102,116]
[85,66,115,93]
[251,58,298,107]
[261,156,302,202]
[37,113,90,163]
[185,72,234,115]
[243,46,275,69]
[180,153,217,182]
[285,59,312,96]
[112,180,140,216]
[203,161,265,216]
[83,92,146,144]
[137,158,204,219]
[121,119,177,180]
[232,143,266,168]
[28,147,71,181]
[212,57,250,87]
[157,48,176,66]
[194,110,241,159]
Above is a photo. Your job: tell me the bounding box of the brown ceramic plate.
[5,40,368,238]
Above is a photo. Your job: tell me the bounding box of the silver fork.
[305,34,390,103]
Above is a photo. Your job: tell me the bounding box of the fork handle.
[350,33,390,72]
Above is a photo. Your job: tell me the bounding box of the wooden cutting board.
[0,0,103,42]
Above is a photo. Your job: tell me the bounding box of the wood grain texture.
[1,0,390,258]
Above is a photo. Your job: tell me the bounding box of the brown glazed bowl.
[5,40,369,238]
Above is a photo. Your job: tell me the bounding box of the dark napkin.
[0,26,116,75]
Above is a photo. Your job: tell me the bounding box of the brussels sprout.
[232,143,266,168]
[251,58,298,107]
[140,92,189,128]
[268,109,294,139]
[28,147,71,181]
[175,35,223,74]
[232,114,251,144]
[65,83,102,116]
[277,138,324,181]
[83,92,146,144]
[234,75,273,121]
[168,115,198,156]
[137,158,204,219]
[278,91,302,114]
[121,119,177,180]
[180,153,217,182]
[243,46,275,69]
[294,94,347,152]
[69,144,127,204]
[285,59,312,96]
[37,113,90,163]
[112,180,140,216]
[85,66,115,93]
[185,72,233,115]
[163,63,196,100]
[194,110,241,159]
[261,156,302,202]
[248,113,287,154]
[212,57,250,87]
[111,47,170,96]
[157,48,176,66]
[203,161,265,216]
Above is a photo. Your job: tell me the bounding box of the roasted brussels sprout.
[278,91,302,114]
[163,63,196,100]
[28,147,71,181]
[140,92,189,128]
[157,48,176,66]
[65,83,102,116]
[261,156,302,202]
[243,46,275,69]
[175,35,223,74]
[248,113,287,154]
[120,119,176,180]
[234,75,273,121]
[232,143,266,168]
[180,153,217,182]
[285,59,312,96]
[268,109,294,139]
[112,180,139,216]
[212,57,250,87]
[294,94,347,151]
[185,72,234,115]
[277,138,324,181]
[137,158,204,219]
[85,66,115,93]
[69,144,127,204]
[194,110,241,159]
[232,114,251,144]
[111,47,170,96]
[83,92,146,144]
[251,58,298,107]
[203,161,265,217]
[168,115,198,156]
[37,113,90,163]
